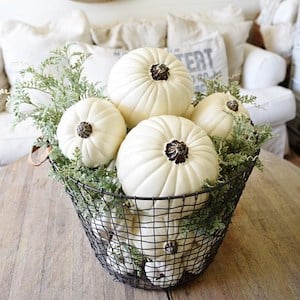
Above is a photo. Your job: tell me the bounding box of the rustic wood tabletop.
[0,150,299,300]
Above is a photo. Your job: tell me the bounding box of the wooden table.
[0,150,299,300]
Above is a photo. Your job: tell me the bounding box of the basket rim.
[49,152,259,201]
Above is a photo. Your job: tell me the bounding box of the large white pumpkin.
[107,47,194,128]
[116,115,219,214]
[190,92,250,139]
[56,97,127,168]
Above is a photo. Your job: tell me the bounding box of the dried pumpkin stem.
[165,140,188,164]
[226,99,239,112]
[164,240,178,255]
[76,121,93,138]
[150,63,169,81]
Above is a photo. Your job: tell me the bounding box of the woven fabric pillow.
[167,13,252,82]
[0,10,92,91]
[68,42,127,92]
[185,3,245,23]
[260,23,295,58]
[168,32,228,92]
[91,18,167,49]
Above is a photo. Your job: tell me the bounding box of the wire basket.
[50,155,257,290]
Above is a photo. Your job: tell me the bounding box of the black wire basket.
[50,154,257,291]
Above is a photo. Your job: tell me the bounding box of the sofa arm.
[241,43,287,89]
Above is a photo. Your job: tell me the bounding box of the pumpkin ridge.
[123,157,169,197]
[210,112,231,137]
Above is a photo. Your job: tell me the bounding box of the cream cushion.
[68,42,127,90]
[242,86,296,158]
[0,112,40,165]
[167,13,252,81]
[168,32,228,92]
[260,23,295,58]
[242,86,296,126]
[91,18,167,49]
[184,3,245,22]
[0,10,92,93]
[241,43,287,89]
[272,0,298,25]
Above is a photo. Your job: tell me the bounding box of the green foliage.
[193,77,256,106]
[9,45,105,148]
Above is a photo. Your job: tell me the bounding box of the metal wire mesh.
[50,156,256,290]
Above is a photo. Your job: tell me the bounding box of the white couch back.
[0,0,259,25]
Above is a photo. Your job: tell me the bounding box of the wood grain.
[0,158,168,300]
[0,150,299,300]
[170,151,300,300]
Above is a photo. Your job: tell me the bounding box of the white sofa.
[0,1,296,165]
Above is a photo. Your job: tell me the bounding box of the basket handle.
[28,144,52,166]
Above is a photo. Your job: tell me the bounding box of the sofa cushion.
[184,3,245,23]
[0,9,92,109]
[260,23,295,58]
[0,112,40,166]
[168,32,228,92]
[167,13,252,82]
[242,86,296,126]
[241,43,287,89]
[68,42,127,92]
[91,18,167,49]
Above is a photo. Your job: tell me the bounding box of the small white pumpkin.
[144,258,184,289]
[90,204,135,241]
[131,215,195,259]
[190,92,250,139]
[56,97,127,168]
[116,115,219,214]
[106,239,139,275]
[107,47,193,128]
[182,237,214,274]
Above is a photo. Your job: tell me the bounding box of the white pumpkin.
[107,47,193,128]
[182,237,214,274]
[56,97,126,168]
[116,115,219,214]
[106,239,139,275]
[190,92,250,139]
[131,215,195,259]
[91,205,135,241]
[144,258,184,289]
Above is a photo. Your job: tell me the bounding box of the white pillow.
[168,32,228,92]
[167,13,252,82]
[68,42,127,92]
[241,44,286,89]
[184,4,245,23]
[272,0,299,25]
[0,10,92,89]
[260,23,295,58]
[91,18,167,49]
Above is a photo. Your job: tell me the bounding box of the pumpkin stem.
[226,99,239,112]
[76,121,93,138]
[165,140,188,164]
[150,63,169,81]
[164,240,178,255]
